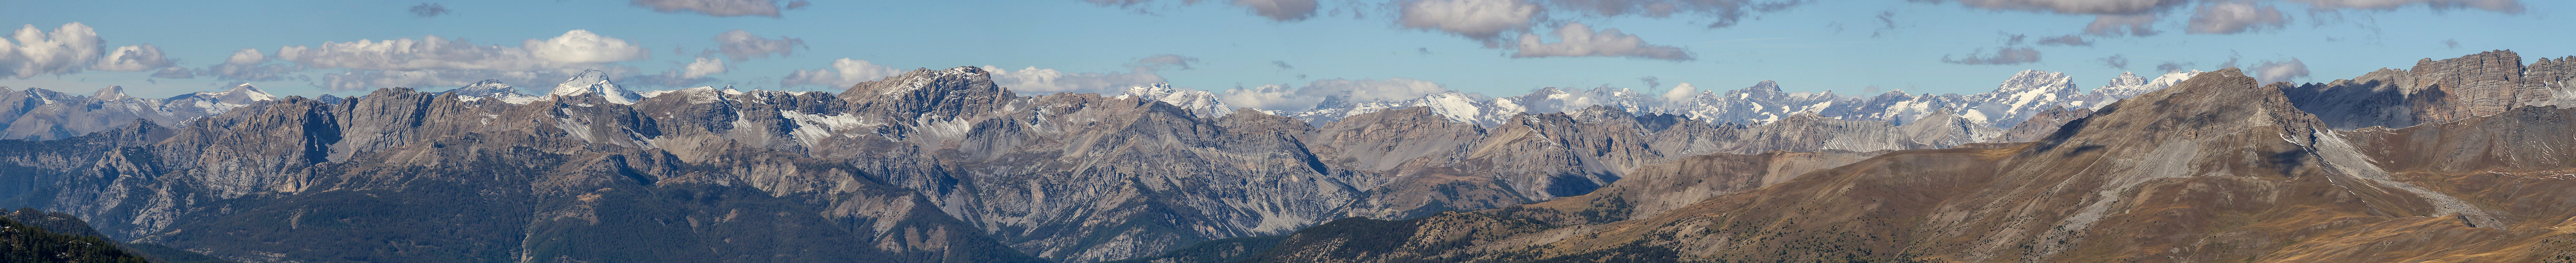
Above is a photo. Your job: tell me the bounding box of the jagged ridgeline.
[5,49,2567,262]
[0,62,2163,262]
[1166,51,2576,262]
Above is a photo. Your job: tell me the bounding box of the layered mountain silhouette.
[0,50,2568,262]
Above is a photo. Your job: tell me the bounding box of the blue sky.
[1,0,2565,106]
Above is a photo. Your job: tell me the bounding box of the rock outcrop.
[1228,68,2558,262]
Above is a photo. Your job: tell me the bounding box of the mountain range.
[0,50,2567,262]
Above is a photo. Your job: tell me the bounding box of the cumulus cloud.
[1537,0,1807,28]
[2187,2,2287,34]
[1946,0,2191,15]
[2292,0,2522,13]
[1221,84,1305,111]
[1511,23,1692,61]
[711,29,803,61]
[150,67,194,78]
[2085,14,2161,36]
[682,57,726,79]
[1235,0,1321,21]
[2250,58,2308,84]
[780,58,900,88]
[205,48,302,82]
[1220,77,1448,112]
[525,30,651,64]
[981,66,1168,94]
[631,0,784,17]
[622,57,727,88]
[1659,82,1698,102]
[1941,47,2042,65]
[1,23,104,79]
[1399,0,1544,45]
[321,69,599,92]
[277,30,650,90]
[410,3,451,17]
[92,43,174,72]
[2034,35,2091,46]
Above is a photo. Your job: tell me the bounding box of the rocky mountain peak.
[2107,72,2146,87]
[2069,68,2319,145]
[1995,70,2078,94]
[842,66,1015,121]
[91,86,129,100]
[1117,83,1231,118]
[548,69,643,104]
[167,83,279,106]
[447,79,519,96]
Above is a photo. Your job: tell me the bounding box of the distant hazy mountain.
[0,84,276,140]
[1279,69,2196,129]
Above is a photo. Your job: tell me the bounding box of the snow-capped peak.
[233,84,277,102]
[160,83,280,114]
[2090,70,2201,99]
[1117,83,1231,118]
[549,69,643,105]
[2107,72,2147,88]
[92,86,130,100]
[448,79,522,97]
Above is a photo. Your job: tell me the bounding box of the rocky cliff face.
[0,65,2057,262]
[2286,50,2576,130]
[1228,68,2574,262]
[1993,106,2092,143]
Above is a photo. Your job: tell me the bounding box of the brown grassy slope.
[1248,68,2565,262]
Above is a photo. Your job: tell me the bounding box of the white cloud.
[321,68,595,93]
[1948,0,2190,15]
[92,43,174,72]
[1235,0,1320,21]
[150,66,194,78]
[1941,47,2043,65]
[207,48,301,82]
[0,23,104,79]
[631,0,784,17]
[1221,84,1307,111]
[966,55,1205,95]
[1222,78,1447,112]
[2292,0,2522,13]
[524,30,650,64]
[979,66,1167,94]
[2187,2,2287,34]
[682,57,725,78]
[1536,0,1806,28]
[712,29,803,61]
[226,48,266,65]
[781,58,902,88]
[1511,23,1692,61]
[1659,82,1698,102]
[1399,0,1544,44]
[2085,14,2161,36]
[279,36,541,70]
[277,30,648,90]
[2251,58,2308,84]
